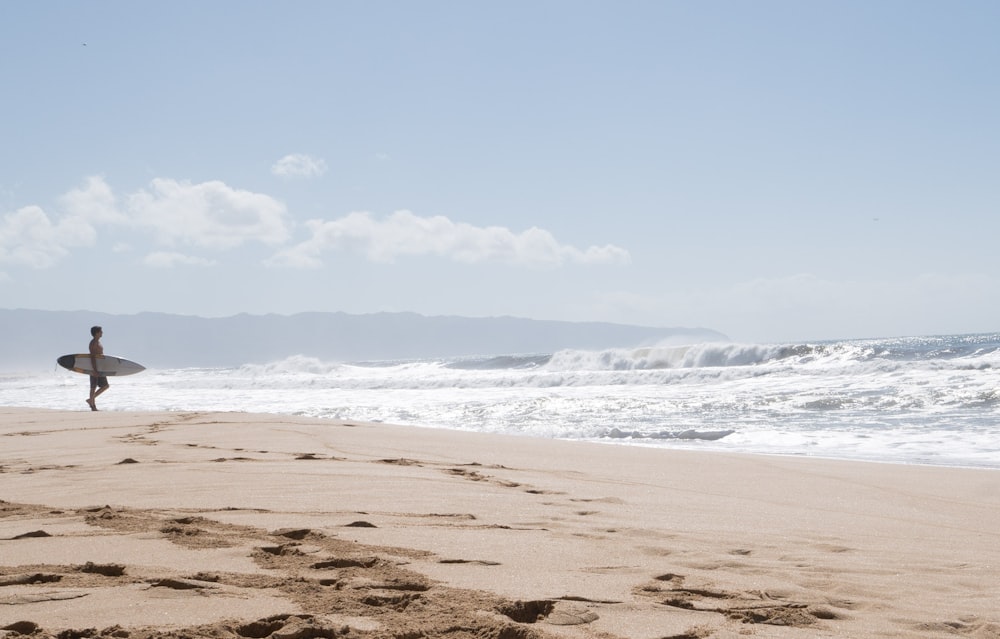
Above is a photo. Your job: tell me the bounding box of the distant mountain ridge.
[0,308,728,370]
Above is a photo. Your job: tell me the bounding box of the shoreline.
[2,408,999,638]
[6,404,998,472]
[587,432,1000,472]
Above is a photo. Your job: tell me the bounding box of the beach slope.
[1,408,998,638]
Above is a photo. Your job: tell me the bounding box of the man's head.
[91,326,103,338]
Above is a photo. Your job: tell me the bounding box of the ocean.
[4,333,999,469]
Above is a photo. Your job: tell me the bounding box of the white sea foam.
[4,333,999,468]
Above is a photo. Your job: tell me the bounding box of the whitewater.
[3,333,999,469]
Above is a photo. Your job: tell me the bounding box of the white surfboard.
[57,354,146,377]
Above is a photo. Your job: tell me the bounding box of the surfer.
[87,326,109,411]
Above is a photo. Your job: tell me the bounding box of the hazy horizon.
[1,307,728,370]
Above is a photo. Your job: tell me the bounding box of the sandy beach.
[1,407,998,639]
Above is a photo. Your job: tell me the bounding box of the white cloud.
[1,176,293,272]
[143,251,216,268]
[128,178,290,249]
[0,205,97,268]
[0,175,119,270]
[3,177,630,277]
[267,210,631,268]
[58,175,125,224]
[271,153,328,179]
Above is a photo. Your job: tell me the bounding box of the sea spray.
[6,333,999,468]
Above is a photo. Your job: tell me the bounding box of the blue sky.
[1,1,997,343]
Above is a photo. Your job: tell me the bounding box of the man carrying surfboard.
[87,326,109,411]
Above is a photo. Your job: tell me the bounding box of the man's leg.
[87,376,98,410]
[88,376,108,410]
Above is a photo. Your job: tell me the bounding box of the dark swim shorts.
[90,375,109,390]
